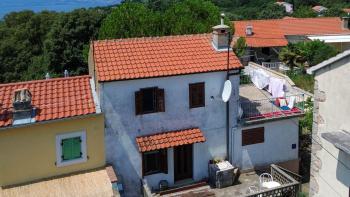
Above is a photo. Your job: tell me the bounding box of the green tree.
[324,6,346,17]
[279,44,306,71]
[233,37,247,57]
[98,3,161,39]
[295,40,338,66]
[257,2,286,19]
[292,6,317,18]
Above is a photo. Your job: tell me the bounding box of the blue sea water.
[0,0,121,18]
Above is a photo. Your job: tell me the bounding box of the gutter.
[0,112,102,131]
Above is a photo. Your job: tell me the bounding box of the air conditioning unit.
[209,161,236,188]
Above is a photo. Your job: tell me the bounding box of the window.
[242,127,264,146]
[142,149,168,176]
[56,131,87,167]
[189,82,205,108]
[135,87,165,115]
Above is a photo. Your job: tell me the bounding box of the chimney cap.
[13,88,32,111]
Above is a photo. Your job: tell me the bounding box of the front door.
[174,144,193,181]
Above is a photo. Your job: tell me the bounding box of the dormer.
[212,13,230,50]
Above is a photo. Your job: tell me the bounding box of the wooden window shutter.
[160,149,168,174]
[157,88,165,112]
[135,91,143,115]
[242,127,264,146]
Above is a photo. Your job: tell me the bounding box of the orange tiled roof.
[92,34,243,82]
[0,76,96,128]
[234,17,350,47]
[136,128,205,152]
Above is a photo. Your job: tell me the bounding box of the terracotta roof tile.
[93,34,242,82]
[0,76,96,128]
[135,128,205,152]
[234,17,350,47]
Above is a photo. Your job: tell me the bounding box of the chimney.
[341,17,350,30]
[12,88,35,124]
[64,70,69,77]
[246,25,253,36]
[45,72,50,80]
[212,13,230,50]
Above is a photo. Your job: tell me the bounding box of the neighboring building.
[234,17,350,64]
[307,51,350,197]
[0,76,117,196]
[312,6,328,16]
[275,1,293,14]
[343,8,350,15]
[89,16,305,196]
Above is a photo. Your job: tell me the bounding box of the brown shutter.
[199,83,205,106]
[157,88,165,112]
[242,127,264,146]
[160,149,168,174]
[135,91,143,115]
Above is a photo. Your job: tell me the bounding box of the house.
[312,6,328,16]
[307,50,350,197]
[234,17,350,65]
[343,8,350,15]
[89,15,306,196]
[0,76,117,196]
[275,1,293,14]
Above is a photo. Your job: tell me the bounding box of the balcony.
[239,84,305,124]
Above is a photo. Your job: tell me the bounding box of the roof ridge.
[0,75,91,87]
[233,17,340,23]
[93,33,211,43]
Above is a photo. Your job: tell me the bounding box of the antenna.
[222,80,232,102]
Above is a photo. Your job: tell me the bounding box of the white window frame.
[55,131,87,167]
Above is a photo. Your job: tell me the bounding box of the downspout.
[226,33,232,161]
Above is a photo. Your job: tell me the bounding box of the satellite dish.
[222,80,232,102]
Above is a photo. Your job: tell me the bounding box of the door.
[174,144,193,181]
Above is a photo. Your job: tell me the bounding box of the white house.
[89,16,307,195]
[89,18,243,196]
[275,1,293,14]
[307,50,350,197]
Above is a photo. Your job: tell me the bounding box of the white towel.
[249,69,270,89]
[268,77,285,98]
[288,96,296,109]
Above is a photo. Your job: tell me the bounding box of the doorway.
[174,144,193,182]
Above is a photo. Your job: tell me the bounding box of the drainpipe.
[226,32,232,161]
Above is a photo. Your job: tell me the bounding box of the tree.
[292,6,317,18]
[257,2,286,19]
[324,6,346,17]
[98,3,161,39]
[279,44,306,71]
[233,37,247,58]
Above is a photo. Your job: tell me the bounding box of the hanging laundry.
[249,69,270,89]
[268,77,285,98]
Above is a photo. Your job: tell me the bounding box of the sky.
[0,0,121,18]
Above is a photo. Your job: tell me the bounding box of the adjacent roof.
[312,6,327,12]
[307,49,350,74]
[0,168,114,197]
[92,34,242,82]
[136,128,205,152]
[234,17,350,47]
[322,131,350,155]
[0,76,97,128]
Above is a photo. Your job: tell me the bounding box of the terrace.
[142,165,301,197]
[239,84,305,125]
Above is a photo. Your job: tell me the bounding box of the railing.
[245,164,301,197]
[240,94,305,122]
[262,62,284,70]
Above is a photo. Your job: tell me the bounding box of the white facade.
[233,119,299,171]
[98,71,239,196]
[308,55,350,197]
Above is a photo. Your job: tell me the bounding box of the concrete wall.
[99,71,239,196]
[0,114,106,186]
[328,42,350,52]
[310,57,350,197]
[233,118,299,170]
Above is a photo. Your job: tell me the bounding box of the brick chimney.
[212,13,230,50]
[12,88,35,124]
[341,16,350,30]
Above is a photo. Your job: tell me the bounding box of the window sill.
[56,157,87,167]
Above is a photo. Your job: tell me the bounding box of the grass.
[287,71,315,93]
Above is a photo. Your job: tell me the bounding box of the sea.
[0,0,121,18]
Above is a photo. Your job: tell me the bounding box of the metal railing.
[245,164,301,197]
[240,94,305,122]
[262,62,284,70]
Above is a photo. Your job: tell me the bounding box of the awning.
[136,128,206,152]
[321,131,350,155]
[307,35,350,43]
